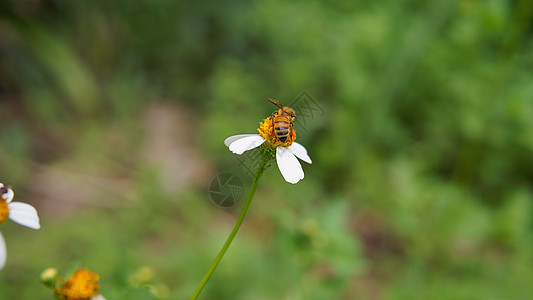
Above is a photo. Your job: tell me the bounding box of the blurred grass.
[1,0,533,299]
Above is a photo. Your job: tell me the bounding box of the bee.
[268,98,296,143]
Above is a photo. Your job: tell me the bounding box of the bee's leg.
[289,122,294,139]
[271,113,276,136]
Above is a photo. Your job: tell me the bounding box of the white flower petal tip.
[8,202,41,230]
[0,232,6,270]
[288,142,312,164]
[224,134,258,147]
[276,147,304,184]
[92,295,106,300]
[227,135,265,155]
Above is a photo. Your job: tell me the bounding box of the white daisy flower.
[0,183,40,270]
[225,114,312,184]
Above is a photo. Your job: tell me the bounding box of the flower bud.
[40,267,58,287]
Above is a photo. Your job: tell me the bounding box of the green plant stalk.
[190,155,270,300]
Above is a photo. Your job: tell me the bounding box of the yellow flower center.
[55,269,100,300]
[0,199,8,224]
[257,116,296,148]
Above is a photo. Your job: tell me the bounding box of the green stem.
[190,160,269,300]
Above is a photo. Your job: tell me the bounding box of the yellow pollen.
[0,199,8,224]
[257,116,296,148]
[55,269,100,300]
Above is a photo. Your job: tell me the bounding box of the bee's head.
[281,107,296,121]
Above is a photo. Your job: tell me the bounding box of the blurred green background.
[1,0,533,299]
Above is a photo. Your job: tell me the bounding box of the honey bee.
[268,98,296,143]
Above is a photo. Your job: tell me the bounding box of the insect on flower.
[225,98,312,184]
[268,98,296,143]
[0,183,40,270]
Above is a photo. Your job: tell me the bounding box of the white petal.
[228,135,265,155]
[288,142,312,164]
[8,202,41,230]
[224,134,258,147]
[2,187,14,203]
[91,295,106,300]
[276,147,304,184]
[0,232,6,270]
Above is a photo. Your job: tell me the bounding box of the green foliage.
[1,0,533,299]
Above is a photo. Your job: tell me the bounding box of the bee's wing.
[268,98,283,110]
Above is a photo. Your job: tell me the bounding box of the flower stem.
[190,159,269,300]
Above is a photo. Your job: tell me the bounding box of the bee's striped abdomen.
[273,116,291,143]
